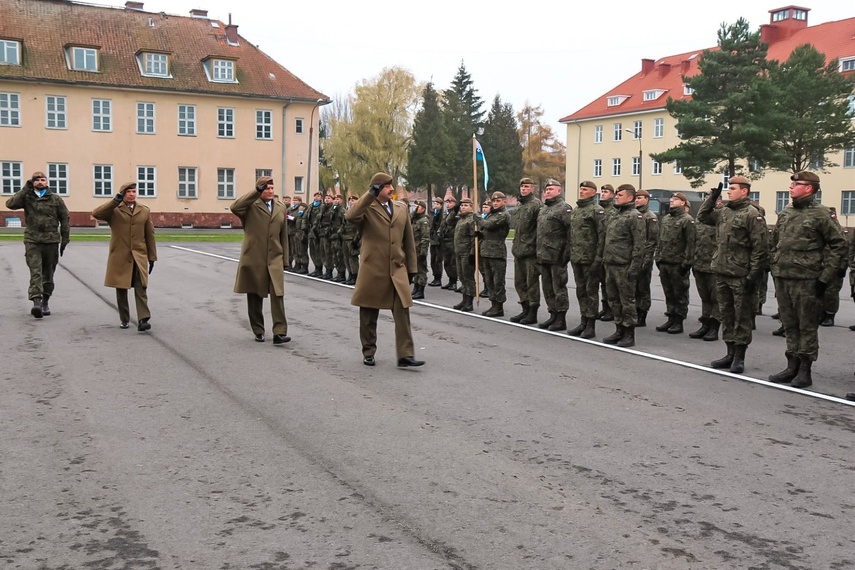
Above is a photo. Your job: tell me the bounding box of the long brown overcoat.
[231,190,289,297]
[345,192,417,309]
[91,200,157,288]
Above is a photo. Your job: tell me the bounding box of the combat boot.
[31,296,43,319]
[790,355,813,388]
[772,325,785,337]
[479,289,490,299]
[441,280,457,290]
[616,326,635,348]
[297,265,309,275]
[452,295,466,310]
[483,302,503,318]
[636,309,647,327]
[412,284,425,300]
[602,325,623,345]
[655,314,675,332]
[580,317,596,339]
[519,304,539,325]
[667,317,684,334]
[710,342,735,369]
[703,318,720,341]
[538,311,557,329]
[820,313,835,327]
[600,305,614,322]
[567,317,587,337]
[428,278,442,287]
[41,294,51,316]
[548,310,566,332]
[510,302,530,323]
[771,312,780,320]
[729,344,746,374]
[333,272,346,283]
[459,295,473,312]
[321,271,333,280]
[768,352,800,384]
[688,317,709,339]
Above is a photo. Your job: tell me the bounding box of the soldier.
[91,182,157,331]
[305,191,324,276]
[820,207,848,326]
[342,195,361,285]
[634,189,659,327]
[510,177,542,325]
[478,192,511,317]
[536,179,573,332]
[567,180,605,339]
[330,195,346,282]
[5,171,70,318]
[689,197,722,341]
[848,230,855,331]
[411,200,431,300]
[654,193,696,334]
[697,176,768,374]
[452,198,476,312]
[767,172,846,388]
[751,201,770,317]
[601,184,645,347]
[283,195,295,270]
[597,184,617,321]
[438,195,460,290]
[293,202,310,274]
[477,201,492,299]
[428,197,444,287]
[318,194,335,279]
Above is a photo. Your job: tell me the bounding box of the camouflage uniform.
[318,202,335,277]
[479,205,510,306]
[306,199,324,274]
[453,211,476,297]
[439,207,459,287]
[692,219,721,325]
[597,197,618,319]
[411,210,431,287]
[511,193,542,316]
[286,204,298,269]
[293,209,310,273]
[5,183,70,302]
[341,210,361,283]
[636,203,659,319]
[536,196,573,316]
[820,210,847,325]
[568,195,605,320]
[329,204,346,280]
[655,207,696,322]
[603,203,644,329]
[429,205,443,285]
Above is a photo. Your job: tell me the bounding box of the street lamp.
[625,128,643,190]
[306,98,324,195]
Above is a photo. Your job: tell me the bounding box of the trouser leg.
[268,281,287,335]
[131,265,151,321]
[247,293,265,336]
[392,292,415,360]
[24,242,45,299]
[359,307,379,358]
[116,288,131,322]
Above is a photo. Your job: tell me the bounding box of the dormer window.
[643,89,666,101]
[138,51,171,78]
[67,45,99,72]
[792,9,807,20]
[0,39,21,66]
[683,84,694,96]
[203,57,238,83]
[841,58,855,73]
[607,95,629,107]
[772,9,789,22]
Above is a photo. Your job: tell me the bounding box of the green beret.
[580,180,597,190]
[519,177,534,186]
[369,172,393,187]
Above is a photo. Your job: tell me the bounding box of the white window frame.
[137,166,156,197]
[217,168,235,199]
[607,95,628,107]
[218,107,234,138]
[612,158,621,177]
[841,58,855,73]
[0,40,21,66]
[294,176,304,194]
[775,191,789,213]
[613,123,622,142]
[256,110,272,140]
[212,59,234,82]
[643,90,664,101]
[842,191,855,215]
[47,163,68,196]
[71,46,98,71]
[674,162,683,175]
[652,159,662,176]
[594,125,603,144]
[45,96,67,129]
[1,160,23,194]
[143,52,170,77]
[92,99,111,132]
[632,121,642,140]
[0,92,20,127]
[593,159,602,178]
[683,84,694,96]
[792,9,807,20]
[295,118,304,134]
[178,167,198,199]
[255,168,273,180]
[844,147,855,168]
[178,104,196,136]
[631,156,640,176]
[136,102,155,134]
[93,164,113,197]
[653,118,664,138]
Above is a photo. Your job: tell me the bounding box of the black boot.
[453,295,466,310]
[459,294,473,312]
[688,317,709,339]
[771,312,780,320]
[547,310,566,332]
[768,352,800,384]
[790,355,813,388]
[483,301,503,317]
[703,318,720,341]
[602,325,624,344]
[666,317,684,334]
[41,294,51,316]
[539,311,557,329]
[138,317,151,332]
[600,304,614,322]
[412,284,425,300]
[479,289,490,299]
[31,296,43,319]
[820,313,835,327]
[580,316,596,339]
[441,280,457,290]
[730,344,746,374]
[567,317,586,337]
[711,342,735,369]
[616,325,635,348]
[510,302,530,323]
[297,264,309,275]
[519,304,539,325]
[428,278,442,287]
[772,325,786,337]
[655,314,675,332]
[636,309,647,327]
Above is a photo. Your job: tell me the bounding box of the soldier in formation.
[342,195,361,285]
[510,177,542,325]
[411,200,431,300]
[654,192,696,335]
[439,195,460,291]
[634,189,659,327]
[428,197,444,287]
[293,202,310,274]
[689,197,721,341]
[478,192,511,317]
[819,206,848,327]
[596,184,617,322]
[536,179,573,332]
[452,198,476,312]
[318,193,335,279]
[567,180,605,339]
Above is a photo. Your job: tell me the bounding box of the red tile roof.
[0,0,328,102]
[561,12,855,123]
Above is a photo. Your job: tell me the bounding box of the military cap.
[30,171,46,181]
[791,171,820,184]
[369,172,393,187]
[544,178,562,187]
[617,183,636,193]
[255,175,274,189]
[519,177,535,186]
[671,192,688,203]
[729,175,751,187]
[491,191,506,200]
[445,195,458,203]
[580,180,597,190]
[459,198,473,205]
[432,196,443,204]
[348,194,358,201]
[119,182,137,193]
[415,200,427,209]
[600,184,615,192]
[636,189,650,198]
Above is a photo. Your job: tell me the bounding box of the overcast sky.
[105,1,852,144]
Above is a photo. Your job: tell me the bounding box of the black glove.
[113,191,125,203]
[408,272,415,284]
[680,264,692,276]
[148,260,155,274]
[369,185,381,198]
[815,279,827,298]
[837,267,847,279]
[710,182,723,201]
[256,183,266,192]
[474,230,484,239]
[468,254,475,266]
[743,277,757,294]
[26,180,34,189]
[60,242,68,257]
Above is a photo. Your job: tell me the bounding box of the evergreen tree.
[480,95,523,196]
[407,82,451,202]
[442,62,485,191]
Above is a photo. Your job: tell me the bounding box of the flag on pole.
[474,138,489,192]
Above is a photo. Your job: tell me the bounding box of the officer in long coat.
[92,182,157,331]
[231,176,290,344]
[346,173,423,368]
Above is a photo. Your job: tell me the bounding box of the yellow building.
[0,0,327,227]
[561,6,855,224]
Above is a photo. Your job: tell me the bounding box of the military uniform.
[820,209,847,326]
[479,200,510,316]
[438,204,460,289]
[453,207,477,310]
[654,206,696,333]
[286,203,298,269]
[329,202,346,281]
[535,194,573,331]
[306,198,324,275]
[568,194,605,338]
[510,190,542,324]
[411,209,431,291]
[293,208,310,274]
[597,196,618,320]
[636,201,659,325]
[341,204,361,285]
[602,201,645,340]
[690,219,721,340]
[428,202,444,286]
[318,201,335,279]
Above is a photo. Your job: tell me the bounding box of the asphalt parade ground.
[2,241,853,569]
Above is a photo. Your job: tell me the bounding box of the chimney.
[225,13,239,45]
[681,59,691,74]
[190,8,208,18]
[658,62,672,78]
[641,58,655,75]
[125,1,144,10]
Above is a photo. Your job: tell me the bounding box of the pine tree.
[480,95,523,196]
[407,82,451,202]
[442,62,485,191]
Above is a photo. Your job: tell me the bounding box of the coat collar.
[371,198,396,223]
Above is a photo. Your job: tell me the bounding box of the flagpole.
[472,134,481,305]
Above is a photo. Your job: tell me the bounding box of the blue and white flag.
[474,138,489,192]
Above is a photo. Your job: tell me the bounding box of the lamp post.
[626,128,643,190]
[306,98,323,195]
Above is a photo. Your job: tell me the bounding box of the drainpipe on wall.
[281,101,293,195]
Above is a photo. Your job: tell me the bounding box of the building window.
[1,161,22,194]
[607,95,628,107]
[844,147,855,168]
[212,59,234,82]
[612,158,621,177]
[613,123,622,142]
[47,163,68,195]
[0,40,21,65]
[45,96,67,129]
[178,104,196,136]
[593,159,602,178]
[594,125,603,144]
[848,96,855,115]
[674,162,683,174]
[217,168,235,199]
[93,164,112,196]
[136,102,155,134]
[294,176,304,194]
[772,9,788,22]
[748,191,760,203]
[775,191,789,213]
[92,99,111,132]
[792,9,807,20]
[652,160,662,175]
[218,107,234,138]
[0,92,20,126]
[643,90,664,101]
[178,167,197,198]
[632,121,642,139]
[71,46,98,71]
[256,110,272,140]
[295,118,304,134]
[143,52,169,77]
[808,155,824,170]
[842,59,855,73]
[653,118,664,138]
[137,166,156,197]
[842,191,855,215]
[631,156,640,176]
[683,84,694,96]
[255,169,273,180]
[749,158,761,172]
